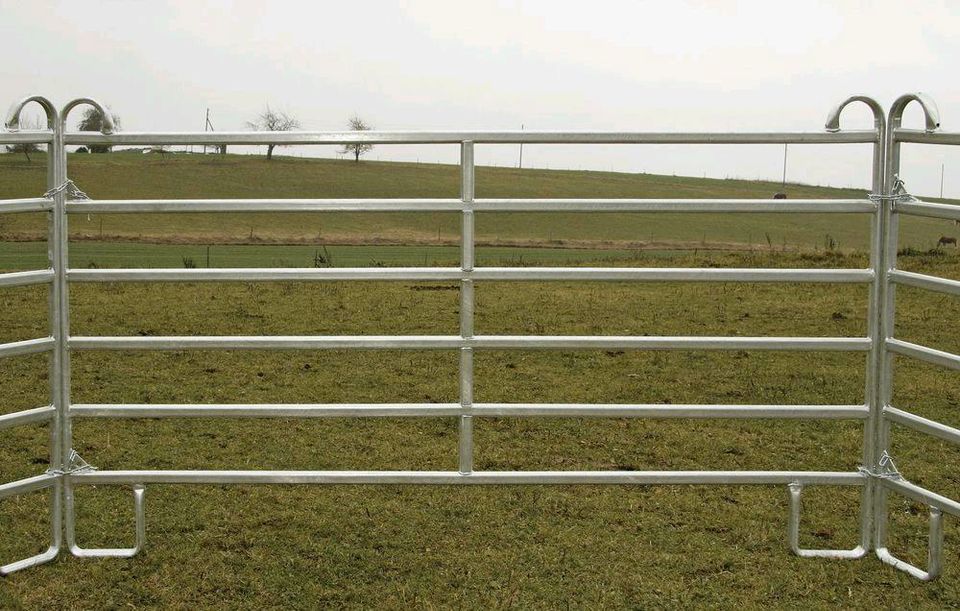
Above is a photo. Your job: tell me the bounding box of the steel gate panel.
[0,92,956,581]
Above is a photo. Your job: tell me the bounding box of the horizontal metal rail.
[0,337,55,358]
[474,403,869,419]
[896,200,960,221]
[70,469,866,486]
[71,403,462,418]
[67,199,462,213]
[476,198,876,213]
[63,130,879,146]
[68,335,464,351]
[0,198,53,214]
[895,128,960,146]
[68,335,872,351]
[0,132,53,145]
[0,473,58,501]
[889,270,960,297]
[885,406,960,446]
[68,268,466,283]
[69,403,869,420]
[0,405,55,430]
[886,338,960,371]
[881,477,960,519]
[67,198,877,214]
[67,267,874,284]
[0,269,54,288]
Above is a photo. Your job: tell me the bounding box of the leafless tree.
[77,108,121,153]
[341,115,373,162]
[246,106,301,161]
[4,115,43,162]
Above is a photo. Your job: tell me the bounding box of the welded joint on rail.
[787,482,867,559]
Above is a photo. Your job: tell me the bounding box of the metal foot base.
[65,482,146,558]
[788,482,867,559]
[1,543,59,576]
[0,479,62,576]
[876,506,943,581]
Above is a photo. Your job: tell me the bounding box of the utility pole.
[781,143,788,190]
[203,108,211,155]
[941,163,945,199]
[203,109,220,154]
[518,124,524,169]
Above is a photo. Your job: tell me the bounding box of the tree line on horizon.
[5,107,374,162]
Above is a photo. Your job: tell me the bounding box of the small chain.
[867,175,919,204]
[867,175,918,204]
[42,179,89,201]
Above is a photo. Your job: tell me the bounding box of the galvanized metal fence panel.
[0,92,956,581]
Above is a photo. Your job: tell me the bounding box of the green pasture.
[0,152,956,253]
[0,153,958,607]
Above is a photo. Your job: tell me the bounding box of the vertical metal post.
[46,107,67,558]
[874,110,904,553]
[825,96,886,554]
[459,142,475,474]
[56,98,127,555]
[50,109,74,539]
[861,110,886,553]
[872,93,939,554]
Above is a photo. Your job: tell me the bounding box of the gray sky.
[3,0,960,196]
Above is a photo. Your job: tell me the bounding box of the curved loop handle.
[4,95,58,131]
[61,97,115,134]
[888,92,940,132]
[824,95,885,133]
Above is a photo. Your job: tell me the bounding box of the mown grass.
[0,240,688,271]
[0,152,957,253]
[1,153,959,607]
[0,251,958,608]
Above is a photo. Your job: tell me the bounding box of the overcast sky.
[2,0,959,196]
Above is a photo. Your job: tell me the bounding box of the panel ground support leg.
[876,505,943,581]
[0,479,62,576]
[0,544,60,576]
[788,482,867,559]
[65,480,145,558]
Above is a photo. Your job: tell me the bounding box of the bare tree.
[341,116,373,162]
[246,106,301,161]
[4,115,43,162]
[78,107,121,153]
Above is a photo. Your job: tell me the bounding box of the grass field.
[1,153,959,608]
[0,152,957,255]
[0,240,688,271]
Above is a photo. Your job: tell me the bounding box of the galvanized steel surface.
[0,92,957,581]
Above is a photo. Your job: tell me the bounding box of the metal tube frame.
[870,93,955,582]
[0,96,61,576]
[0,92,955,581]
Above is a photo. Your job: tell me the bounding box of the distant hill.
[0,151,955,252]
